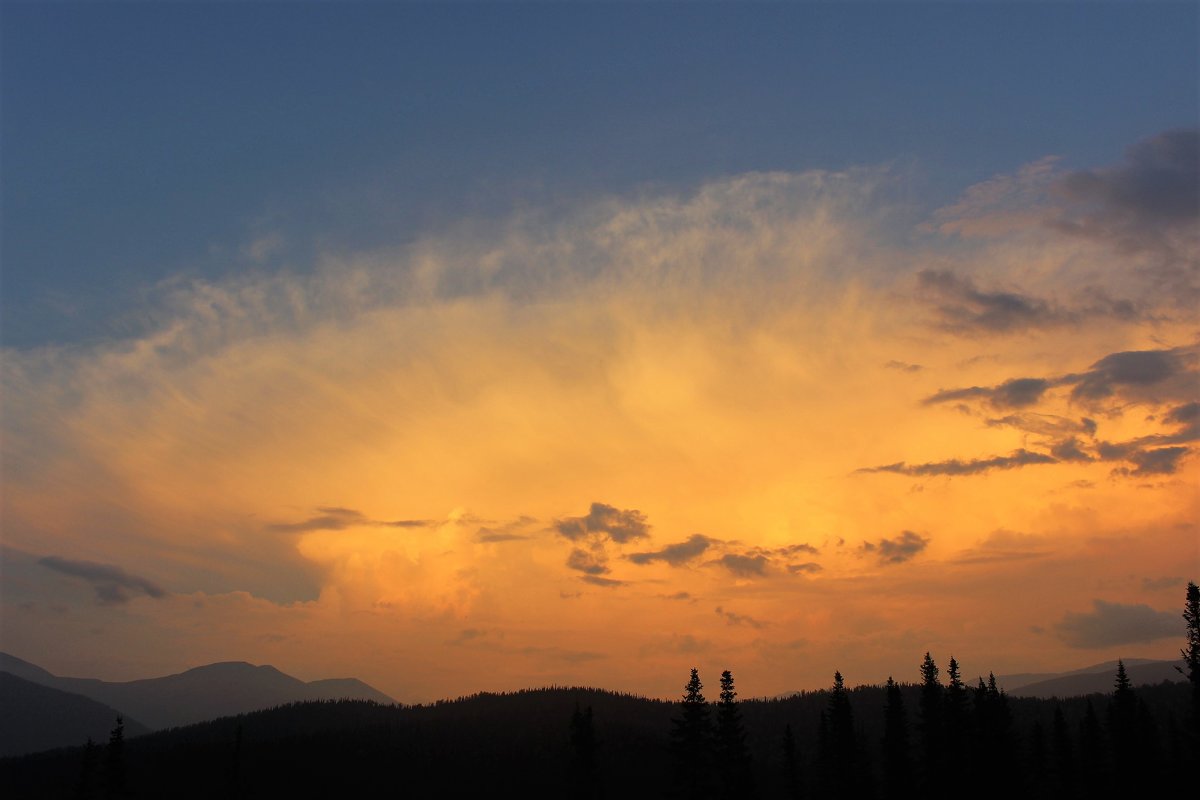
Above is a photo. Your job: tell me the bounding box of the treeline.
[3,582,1196,799]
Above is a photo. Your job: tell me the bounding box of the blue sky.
[3,2,1196,346]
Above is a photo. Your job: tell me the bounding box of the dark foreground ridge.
[2,581,1196,798]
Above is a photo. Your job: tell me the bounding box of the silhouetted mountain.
[1,680,1190,799]
[999,658,1183,698]
[0,652,395,730]
[0,672,150,757]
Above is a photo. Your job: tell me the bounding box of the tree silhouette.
[670,668,713,800]
[1049,704,1076,799]
[781,723,803,800]
[1078,699,1107,798]
[943,657,968,789]
[75,737,99,800]
[917,653,942,792]
[569,702,599,799]
[818,671,859,798]
[1108,660,1137,794]
[1182,580,1200,757]
[103,716,124,800]
[714,670,754,800]
[881,676,912,800]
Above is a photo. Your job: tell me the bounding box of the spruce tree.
[76,737,99,800]
[782,723,803,800]
[1182,580,1200,754]
[671,668,713,800]
[1108,660,1137,794]
[881,676,912,800]
[714,670,754,800]
[824,671,857,798]
[103,716,124,800]
[917,653,942,793]
[1078,699,1107,798]
[943,657,968,788]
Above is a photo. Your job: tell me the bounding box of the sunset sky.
[2,2,1197,703]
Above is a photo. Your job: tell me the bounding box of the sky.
[1,2,1198,703]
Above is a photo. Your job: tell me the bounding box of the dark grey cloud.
[1055,599,1180,648]
[860,531,928,564]
[660,591,694,601]
[885,360,923,373]
[786,562,823,575]
[1164,401,1200,427]
[716,553,769,577]
[715,606,767,629]
[1049,437,1094,463]
[39,556,166,605]
[1052,128,1199,255]
[476,527,529,543]
[580,574,626,588]
[1070,348,1185,402]
[627,534,715,566]
[859,449,1056,477]
[1121,446,1190,477]
[566,547,609,576]
[925,377,1053,410]
[985,414,1096,438]
[555,502,650,543]
[267,506,432,533]
[917,269,1068,333]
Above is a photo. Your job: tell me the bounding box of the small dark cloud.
[859,449,1056,477]
[659,591,694,601]
[476,527,529,543]
[268,506,432,533]
[917,269,1069,333]
[1050,437,1094,462]
[1164,401,1200,426]
[715,606,767,629]
[1142,576,1186,592]
[555,502,650,543]
[925,377,1052,410]
[1120,446,1190,476]
[39,556,166,605]
[1070,349,1184,402]
[885,360,923,373]
[1052,128,1199,255]
[761,542,820,557]
[580,574,626,588]
[860,531,928,565]
[951,530,1050,565]
[1055,599,1179,648]
[786,562,823,575]
[715,553,769,577]
[628,534,715,566]
[566,547,609,576]
[985,413,1093,438]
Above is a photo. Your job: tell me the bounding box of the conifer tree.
[570,702,598,798]
[714,670,754,800]
[917,653,942,792]
[1182,580,1200,751]
[1108,660,1137,793]
[1078,699,1107,798]
[1049,704,1075,799]
[76,737,99,800]
[103,716,125,800]
[943,657,968,787]
[822,671,857,798]
[671,668,713,800]
[782,723,803,800]
[881,676,912,800]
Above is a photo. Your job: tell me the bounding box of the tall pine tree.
[671,668,713,800]
[881,676,912,800]
[917,653,942,793]
[714,670,754,800]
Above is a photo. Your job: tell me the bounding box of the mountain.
[0,672,150,758]
[0,653,395,731]
[999,658,1184,698]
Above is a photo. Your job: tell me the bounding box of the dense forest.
[4,582,1197,798]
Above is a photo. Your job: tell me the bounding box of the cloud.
[715,606,767,629]
[475,527,529,543]
[860,531,928,564]
[1049,437,1094,463]
[885,360,922,372]
[566,547,609,576]
[951,529,1050,565]
[1120,446,1190,477]
[1141,576,1187,592]
[925,377,1053,409]
[1052,128,1200,256]
[715,553,770,577]
[859,449,1056,477]
[267,507,432,533]
[659,591,694,601]
[555,502,650,543]
[786,562,823,575]
[1069,348,1190,403]
[985,414,1096,438]
[627,534,715,566]
[1055,599,1180,648]
[39,556,166,605]
[580,575,626,588]
[916,269,1071,333]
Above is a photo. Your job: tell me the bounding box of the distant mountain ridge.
[0,672,151,758]
[997,658,1183,698]
[0,652,395,732]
